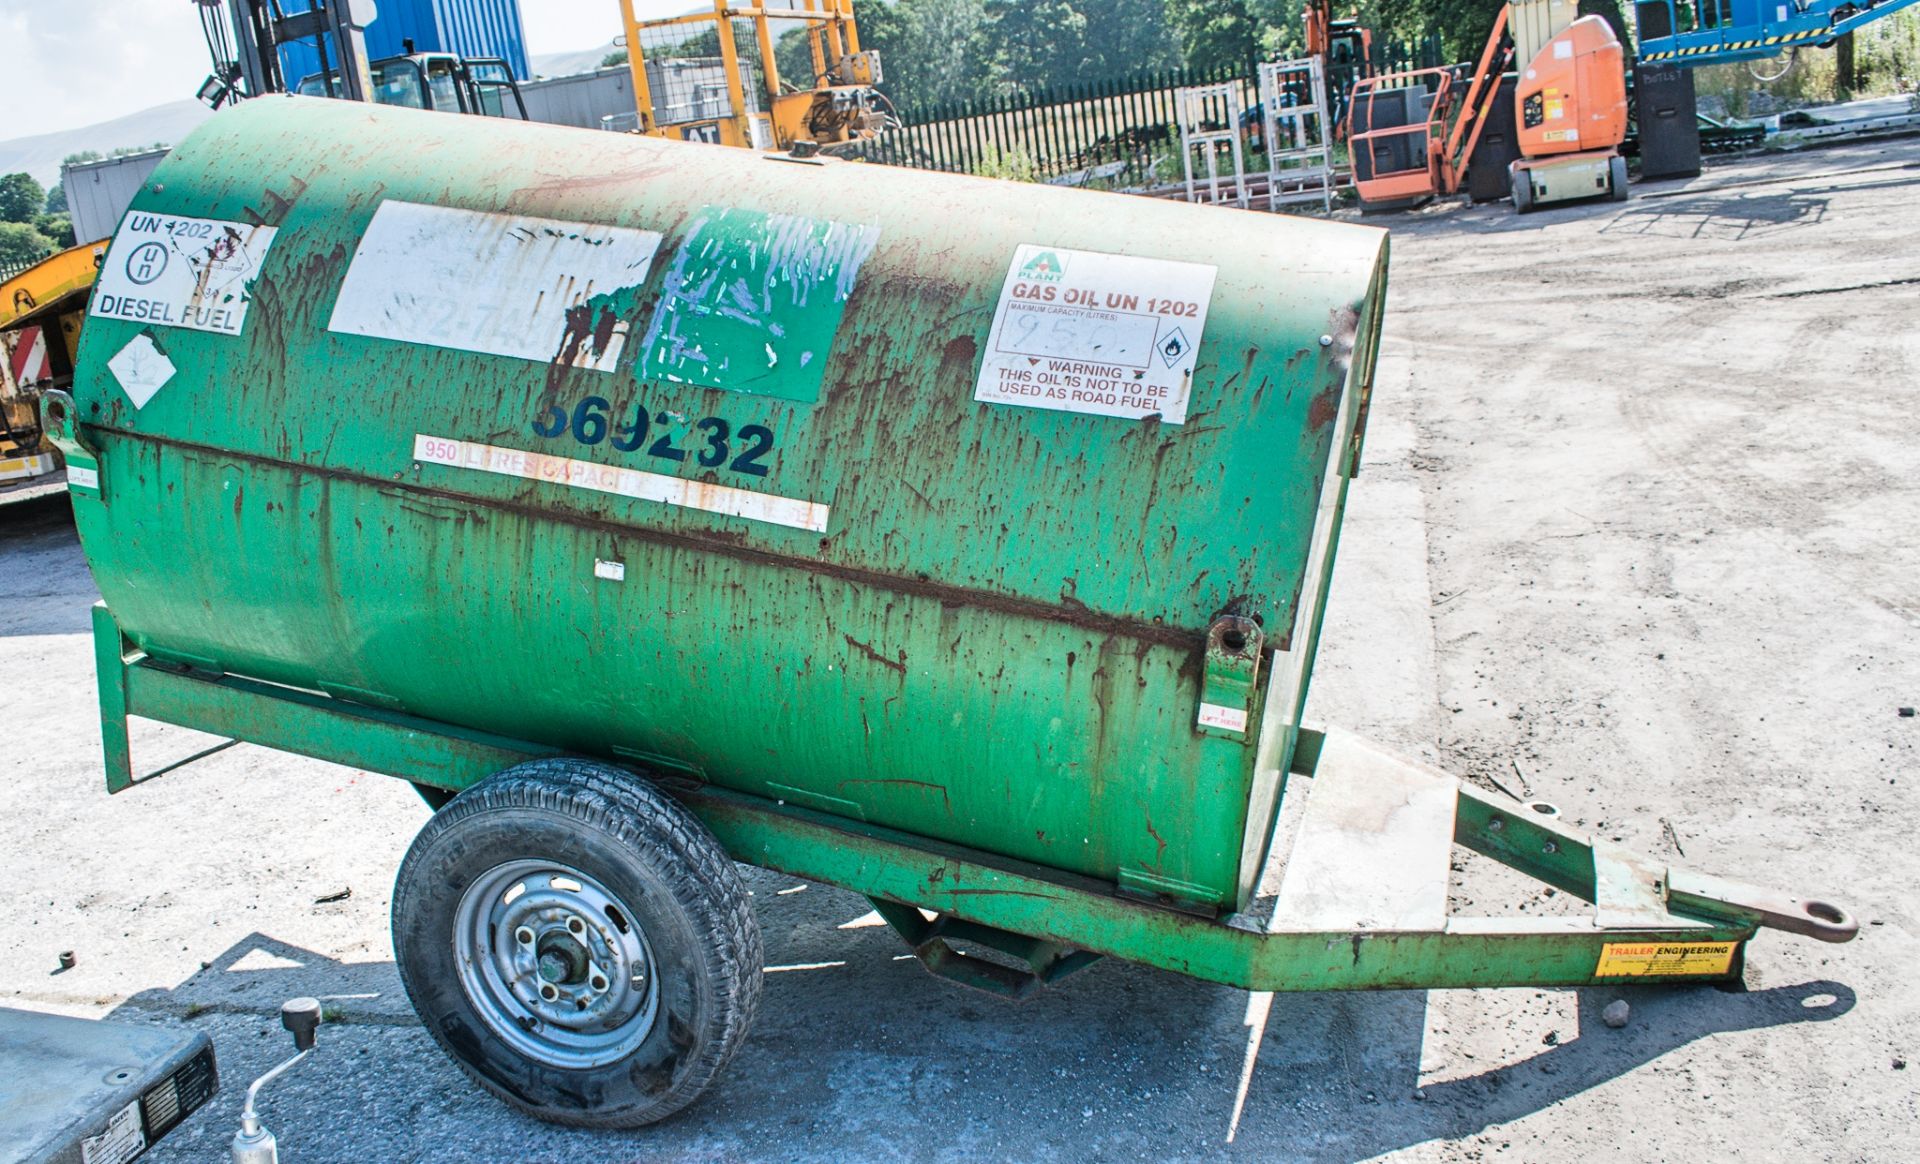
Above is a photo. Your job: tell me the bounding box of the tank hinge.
[1197,615,1264,738]
[40,389,102,499]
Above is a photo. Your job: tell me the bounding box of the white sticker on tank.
[975,245,1217,424]
[413,435,830,532]
[329,202,664,372]
[1197,702,1249,733]
[105,333,176,409]
[90,213,278,337]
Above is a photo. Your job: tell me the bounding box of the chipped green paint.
[640,206,881,403]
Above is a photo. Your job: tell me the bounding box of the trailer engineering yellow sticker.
[1594,941,1737,977]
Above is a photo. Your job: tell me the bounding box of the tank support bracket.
[867,898,1102,1000]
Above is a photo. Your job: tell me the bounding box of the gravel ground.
[2,136,1915,1162]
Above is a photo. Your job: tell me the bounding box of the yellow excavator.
[0,242,107,504]
[617,0,895,152]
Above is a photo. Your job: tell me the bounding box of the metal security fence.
[851,40,1447,189]
[1371,34,1449,75]
[849,65,1246,188]
[0,258,37,283]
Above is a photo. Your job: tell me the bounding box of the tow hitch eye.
[1664,869,1859,943]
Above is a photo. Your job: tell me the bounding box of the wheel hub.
[454,862,660,1069]
[536,933,587,985]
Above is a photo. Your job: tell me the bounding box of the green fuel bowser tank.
[56,96,1852,1129]
[67,95,1384,910]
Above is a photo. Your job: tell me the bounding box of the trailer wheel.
[391,759,762,1128]
[1609,154,1630,202]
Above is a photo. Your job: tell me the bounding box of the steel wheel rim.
[453,859,659,1069]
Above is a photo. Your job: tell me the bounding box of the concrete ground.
[3,136,1915,1162]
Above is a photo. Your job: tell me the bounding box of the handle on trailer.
[231,997,325,1164]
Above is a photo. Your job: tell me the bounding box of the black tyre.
[1609,154,1630,202]
[1510,166,1535,213]
[392,759,762,1128]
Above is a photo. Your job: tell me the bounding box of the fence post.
[941,96,964,172]
[1091,77,1114,170]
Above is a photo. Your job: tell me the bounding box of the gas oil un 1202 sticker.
[90,213,279,337]
[974,244,1217,424]
[328,202,663,372]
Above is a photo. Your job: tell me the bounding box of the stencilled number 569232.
[531,397,776,478]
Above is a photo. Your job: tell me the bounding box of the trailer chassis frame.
[92,603,1855,997]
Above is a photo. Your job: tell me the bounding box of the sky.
[2,0,693,137]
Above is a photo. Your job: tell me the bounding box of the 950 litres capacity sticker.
[974,244,1217,424]
[414,435,829,532]
[1594,941,1738,978]
[91,213,279,336]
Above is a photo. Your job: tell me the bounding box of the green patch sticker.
[639,207,881,403]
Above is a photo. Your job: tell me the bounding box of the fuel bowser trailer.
[48,96,1856,1129]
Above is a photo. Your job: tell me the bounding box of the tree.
[915,0,992,105]
[776,7,904,90]
[0,222,54,269]
[1836,30,1857,97]
[790,0,990,109]
[600,49,628,68]
[35,214,75,249]
[982,0,1095,90]
[658,26,720,60]
[1578,0,1632,54]
[1082,0,1180,77]
[895,0,990,107]
[852,0,911,78]
[1164,0,1260,74]
[1374,0,1502,62]
[0,173,45,224]
[44,183,66,215]
[775,25,817,89]
[976,0,1176,92]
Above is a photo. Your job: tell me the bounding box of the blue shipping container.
[275,0,530,89]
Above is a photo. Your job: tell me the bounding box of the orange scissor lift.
[1350,1,1630,213]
